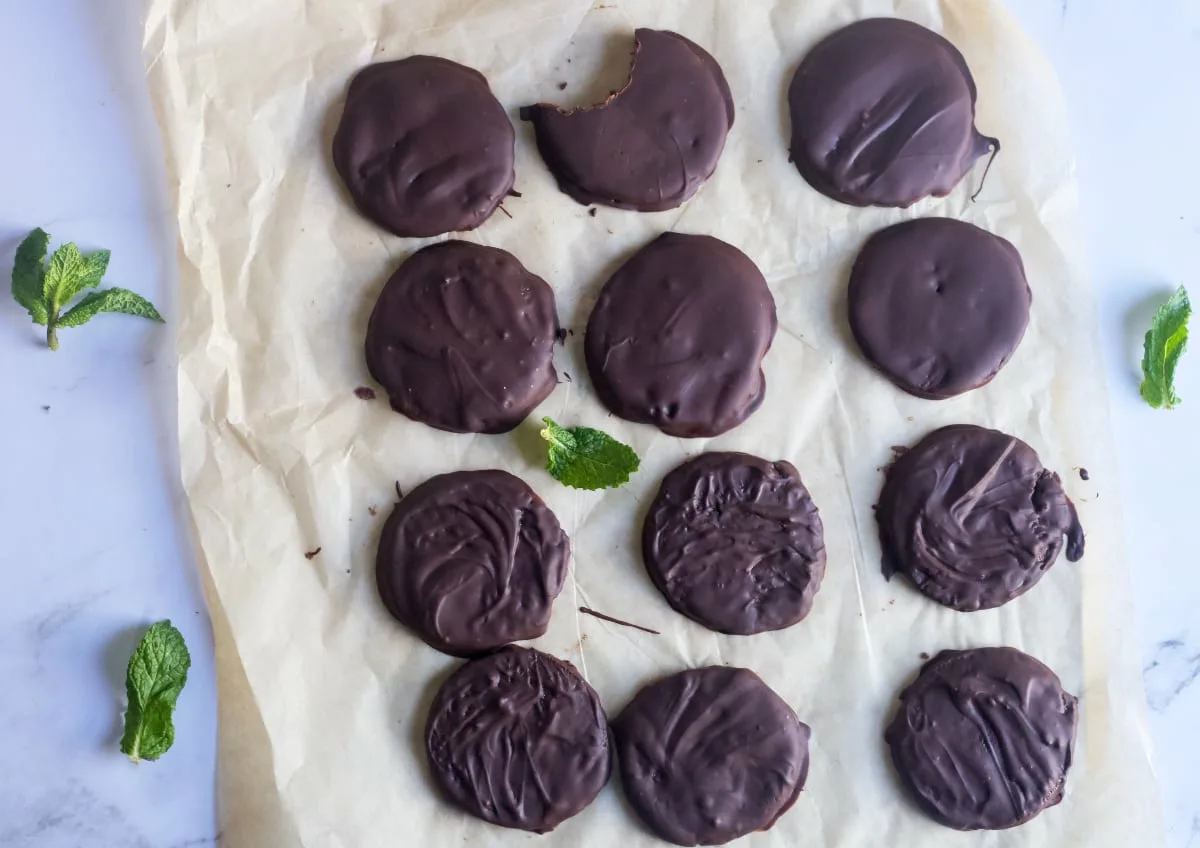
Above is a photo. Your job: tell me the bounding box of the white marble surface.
[0,1,1195,845]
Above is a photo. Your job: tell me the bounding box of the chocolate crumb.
[395,481,405,501]
[588,208,597,217]
[555,327,569,344]
[304,547,322,560]
[41,405,50,412]
[564,372,572,383]
[558,82,568,90]
[920,651,930,660]
[368,506,378,516]
[1078,467,1090,481]
[354,386,377,400]
[507,189,523,198]
[498,204,513,219]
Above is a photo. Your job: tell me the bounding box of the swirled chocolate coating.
[332,56,514,237]
[365,240,559,434]
[376,470,569,657]
[877,425,1085,611]
[848,218,1030,399]
[788,18,998,207]
[885,647,1078,830]
[584,233,777,438]
[642,452,825,635]
[613,666,810,846]
[425,646,611,833]
[521,29,734,211]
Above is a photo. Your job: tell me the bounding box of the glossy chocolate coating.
[613,666,810,846]
[849,217,1030,399]
[522,29,734,211]
[365,240,559,434]
[584,233,776,438]
[333,56,514,237]
[425,646,611,832]
[877,425,1085,611]
[376,470,569,657]
[788,18,998,207]
[886,647,1078,830]
[643,452,825,635]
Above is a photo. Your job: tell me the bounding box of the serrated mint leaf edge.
[11,227,50,324]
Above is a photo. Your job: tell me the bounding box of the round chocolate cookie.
[521,29,734,211]
[613,666,810,846]
[376,470,569,657]
[788,18,998,207]
[885,647,1078,830]
[643,452,825,635]
[365,240,559,434]
[425,646,611,833]
[848,218,1030,399]
[877,425,1085,612]
[332,56,514,237]
[584,233,776,438]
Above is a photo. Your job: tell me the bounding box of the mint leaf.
[8,227,163,350]
[59,288,165,327]
[1140,286,1191,410]
[540,417,640,490]
[120,620,191,763]
[12,228,50,324]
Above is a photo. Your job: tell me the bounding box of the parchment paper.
[142,0,1164,844]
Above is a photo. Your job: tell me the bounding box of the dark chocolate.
[376,470,569,657]
[613,666,810,846]
[425,646,611,833]
[885,647,1078,830]
[332,56,514,237]
[848,218,1030,399]
[365,240,559,434]
[643,452,825,635]
[788,18,998,207]
[584,233,776,438]
[877,425,1085,612]
[522,29,733,211]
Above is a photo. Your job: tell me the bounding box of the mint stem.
[46,319,59,351]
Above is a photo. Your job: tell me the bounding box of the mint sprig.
[10,227,164,350]
[120,620,191,763]
[1140,286,1191,410]
[539,417,640,490]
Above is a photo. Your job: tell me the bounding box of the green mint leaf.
[121,620,191,763]
[73,248,111,295]
[11,228,50,325]
[43,242,87,310]
[1140,286,1191,410]
[59,287,165,328]
[539,417,640,490]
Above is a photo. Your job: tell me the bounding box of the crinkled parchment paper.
[143,0,1163,844]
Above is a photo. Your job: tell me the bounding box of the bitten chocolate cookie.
[332,56,514,237]
[613,666,810,846]
[643,452,825,635]
[425,646,611,833]
[365,240,559,434]
[885,647,1078,830]
[376,470,569,657]
[788,18,998,207]
[584,233,776,437]
[521,29,734,211]
[848,218,1030,399]
[877,425,1085,611]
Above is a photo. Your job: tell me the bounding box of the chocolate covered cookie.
[333,56,514,237]
[886,647,1078,830]
[426,646,611,832]
[788,18,998,207]
[614,666,810,846]
[365,240,558,434]
[376,470,569,656]
[849,218,1030,399]
[877,425,1085,611]
[643,452,825,635]
[522,29,733,211]
[585,233,776,437]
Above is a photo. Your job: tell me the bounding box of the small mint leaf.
[11,228,50,325]
[1140,286,1190,410]
[121,620,190,763]
[540,417,639,490]
[43,242,86,311]
[58,287,164,328]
